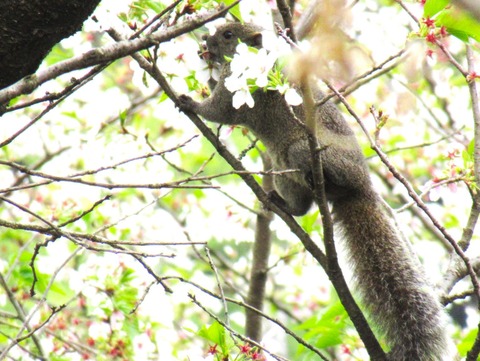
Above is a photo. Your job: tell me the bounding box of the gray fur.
[178,22,448,360]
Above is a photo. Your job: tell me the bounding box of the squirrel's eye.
[223,30,233,39]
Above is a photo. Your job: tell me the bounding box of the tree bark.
[0,0,101,89]
[245,155,274,342]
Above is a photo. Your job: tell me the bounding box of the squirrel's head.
[202,22,263,63]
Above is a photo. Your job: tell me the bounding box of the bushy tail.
[333,192,448,361]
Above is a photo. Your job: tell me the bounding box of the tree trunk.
[0,0,101,89]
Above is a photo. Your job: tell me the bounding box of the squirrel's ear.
[247,32,262,48]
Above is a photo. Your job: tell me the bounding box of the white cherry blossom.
[232,87,255,109]
[284,88,303,106]
[224,30,303,109]
[275,83,303,106]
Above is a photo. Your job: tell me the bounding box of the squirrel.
[178,22,449,360]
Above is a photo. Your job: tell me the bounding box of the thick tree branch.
[302,77,386,360]
[464,43,480,361]
[0,4,239,106]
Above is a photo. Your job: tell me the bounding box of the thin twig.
[317,49,407,107]
[205,247,230,326]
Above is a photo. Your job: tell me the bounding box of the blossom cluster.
[223,30,303,109]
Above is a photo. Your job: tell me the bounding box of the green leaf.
[18,264,34,284]
[113,286,138,314]
[462,139,474,165]
[423,0,450,18]
[300,210,320,233]
[158,91,169,103]
[223,0,242,22]
[296,301,349,349]
[144,0,164,13]
[142,71,149,88]
[436,8,480,42]
[44,44,75,66]
[119,268,136,284]
[457,327,477,356]
[46,281,76,305]
[114,294,136,314]
[123,315,141,339]
[119,109,127,127]
[197,321,234,355]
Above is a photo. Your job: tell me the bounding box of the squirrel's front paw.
[177,94,197,112]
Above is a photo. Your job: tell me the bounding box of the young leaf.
[197,321,234,355]
[423,0,450,18]
[296,301,349,349]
